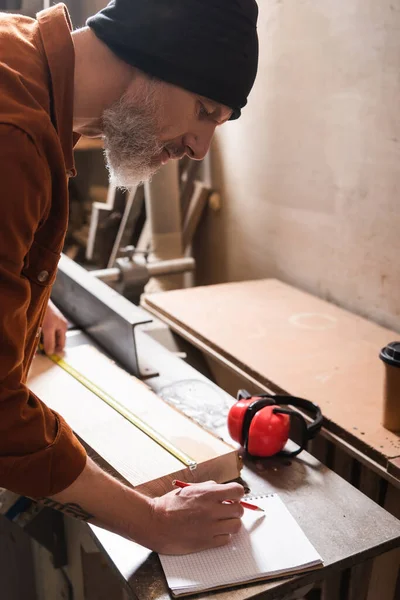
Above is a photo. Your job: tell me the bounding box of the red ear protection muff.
[228,390,323,458]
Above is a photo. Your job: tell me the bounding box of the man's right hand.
[148,480,245,554]
[39,457,245,555]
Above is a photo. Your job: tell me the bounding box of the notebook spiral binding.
[245,493,276,500]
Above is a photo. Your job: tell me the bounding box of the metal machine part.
[51,254,152,376]
[91,248,195,296]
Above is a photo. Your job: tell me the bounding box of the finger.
[210,534,232,549]
[42,328,55,355]
[174,481,217,497]
[55,327,66,353]
[193,480,217,489]
[215,501,244,520]
[215,517,243,536]
[208,482,245,502]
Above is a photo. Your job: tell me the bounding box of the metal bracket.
[116,253,150,297]
[52,254,156,378]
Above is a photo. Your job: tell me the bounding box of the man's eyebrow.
[200,97,232,123]
[211,105,233,124]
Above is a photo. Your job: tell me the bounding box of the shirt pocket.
[22,240,60,288]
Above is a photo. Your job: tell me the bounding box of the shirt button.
[37,270,49,283]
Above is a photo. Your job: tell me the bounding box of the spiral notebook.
[159,494,323,597]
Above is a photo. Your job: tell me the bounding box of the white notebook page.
[159,494,323,596]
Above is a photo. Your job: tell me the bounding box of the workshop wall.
[194,0,400,332]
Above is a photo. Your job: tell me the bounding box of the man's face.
[102,78,232,188]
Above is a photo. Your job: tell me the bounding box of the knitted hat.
[87,0,259,119]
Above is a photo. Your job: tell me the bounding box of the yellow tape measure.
[45,349,197,471]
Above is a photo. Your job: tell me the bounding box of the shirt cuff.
[0,411,87,498]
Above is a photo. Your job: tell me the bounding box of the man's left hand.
[42,300,68,355]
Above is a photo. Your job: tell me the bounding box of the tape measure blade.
[48,353,197,470]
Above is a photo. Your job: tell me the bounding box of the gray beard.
[102,89,164,189]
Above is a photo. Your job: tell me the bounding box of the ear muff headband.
[267,395,323,439]
[270,407,308,457]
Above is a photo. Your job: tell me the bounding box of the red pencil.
[172,479,265,512]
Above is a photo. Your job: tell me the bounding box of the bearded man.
[0,0,258,553]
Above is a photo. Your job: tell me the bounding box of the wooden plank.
[28,346,240,496]
[179,158,202,221]
[348,559,374,600]
[308,436,331,467]
[365,484,400,600]
[387,457,400,481]
[74,137,104,151]
[136,219,151,253]
[321,571,343,600]
[143,279,400,466]
[365,549,400,600]
[383,483,400,520]
[182,181,210,250]
[358,465,384,503]
[107,184,143,268]
[86,186,127,267]
[331,446,354,484]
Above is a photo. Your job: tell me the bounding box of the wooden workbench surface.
[93,454,400,600]
[26,329,400,599]
[87,330,400,600]
[143,279,400,471]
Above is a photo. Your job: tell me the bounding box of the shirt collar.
[37,3,79,177]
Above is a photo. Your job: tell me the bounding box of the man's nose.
[183,126,216,161]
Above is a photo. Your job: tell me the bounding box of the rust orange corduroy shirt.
[0,4,87,497]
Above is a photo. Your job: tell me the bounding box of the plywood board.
[143,279,400,466]
[28,345,240,497]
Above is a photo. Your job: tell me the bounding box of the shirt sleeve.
[0,124,87,497]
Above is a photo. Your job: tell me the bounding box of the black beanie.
[87,0,259,119]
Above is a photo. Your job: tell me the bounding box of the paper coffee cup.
[379,342,400,432]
